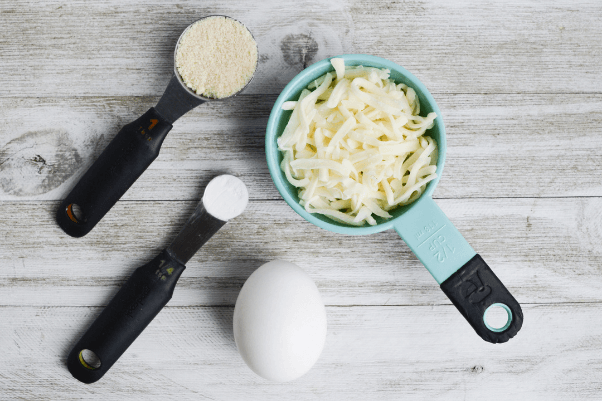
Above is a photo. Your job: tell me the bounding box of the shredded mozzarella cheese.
[278,58,438,226]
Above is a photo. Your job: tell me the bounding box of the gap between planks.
[0,301,600,309]
[1,92,602,99]
[3,194,602,202]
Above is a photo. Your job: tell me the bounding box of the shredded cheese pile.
[278,59,438,226]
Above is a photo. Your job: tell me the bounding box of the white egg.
[233,260,327,382]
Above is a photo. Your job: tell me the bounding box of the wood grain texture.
[0,93,601,201]
[0,0,601,97]
[1,304,601,401]
[1,197,601,307]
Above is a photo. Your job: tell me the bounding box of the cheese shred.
[278,59,438,226]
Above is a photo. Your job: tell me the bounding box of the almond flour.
[176,16,258,99]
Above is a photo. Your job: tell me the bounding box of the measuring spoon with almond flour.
[56,16,258,237]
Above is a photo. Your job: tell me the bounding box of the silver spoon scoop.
[66,175,249,383]
[56,16,257,237]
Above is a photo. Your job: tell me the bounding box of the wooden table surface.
[1,0,602,399]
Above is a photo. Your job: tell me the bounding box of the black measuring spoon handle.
[440,254,523,344]
[67,250,185,384]
[56,107,172,237]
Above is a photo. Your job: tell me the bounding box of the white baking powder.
[202,175,249,221]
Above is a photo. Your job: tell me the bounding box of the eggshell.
[233,260,327,382]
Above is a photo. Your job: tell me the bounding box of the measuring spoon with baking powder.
[67,175,248,383]
[56,16,257,237]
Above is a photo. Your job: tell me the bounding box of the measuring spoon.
[67,175,248,383]
[56,16,257,237]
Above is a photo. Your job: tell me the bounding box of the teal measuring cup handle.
[393,196,523,343]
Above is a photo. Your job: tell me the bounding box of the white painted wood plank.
[0,0,353,97]
[353,0,602,95]
[0,197,600,307]
[1,93,601,201]
[0,1,601,97]
[0,304,600,400]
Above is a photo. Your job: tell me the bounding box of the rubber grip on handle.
[56,108,172,237]
[440,254,523,344]
[67,249,185,383]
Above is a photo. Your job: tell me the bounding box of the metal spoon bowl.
[172,15,257,102]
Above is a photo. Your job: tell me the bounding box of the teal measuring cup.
[265,54,523,343]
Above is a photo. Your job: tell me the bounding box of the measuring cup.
[56,16,257,237]
[265,54,523,343]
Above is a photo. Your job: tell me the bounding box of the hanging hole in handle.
[483,303,512,332]
[79,349,101,370]
[66,203,87,224]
